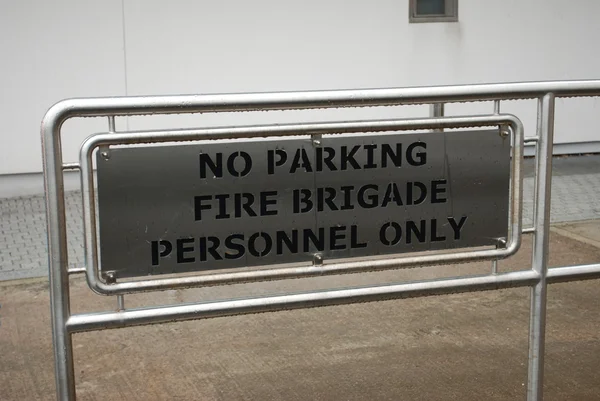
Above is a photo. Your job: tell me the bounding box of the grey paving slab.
[0,191,84,281]
[1,154,599,281]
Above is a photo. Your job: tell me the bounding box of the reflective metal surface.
[79,115,523,295]
[527,93,555,400]
[96,129,509,278]
[41,80,600,401]
[42,80,600,120]
[63,262,600,334]
[67,269,540,333]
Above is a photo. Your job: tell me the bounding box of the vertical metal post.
[529,98,543,234]
[429,103,444,132]
[43,111,76,400]
[492,101,503,276]
[108,116,116,133]
[491,99,501,275]
[107,116,125,312]
[526,93,555,401]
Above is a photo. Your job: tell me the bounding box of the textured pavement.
[0,193,84,281]
[1,154,599,281]
[0,155,599,401]
[1,229,600,401]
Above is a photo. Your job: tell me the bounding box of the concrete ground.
[0,155,599,400]
[1,227,599,400]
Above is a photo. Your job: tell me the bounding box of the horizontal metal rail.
[66,269,540,333]
[44,80,600,122]
[62,163,80,171]
[546,263,600,283]
[65,262,600,334]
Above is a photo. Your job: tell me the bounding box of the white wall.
[0,0,126,176]
[1,0,600,193]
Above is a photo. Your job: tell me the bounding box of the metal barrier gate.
[42,80,600,401]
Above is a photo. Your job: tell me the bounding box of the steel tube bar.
[430,103,444,116]
[526,93,555,401]
[117,295,125,311]
[108,116,116,132]
[67,267,86,275]
[44,80,600,120]
[528,99,543,238]
[61,163,80,171]
[523,227,535,234]
[65,262,600,335]
[429,103,444,132]
[66,269,540,334]
[547,263,600,283]
[83,115,520,146]
[79,115,523,295]
[42,116,76,401]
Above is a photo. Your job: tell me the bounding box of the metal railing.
[42,80,600,400]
